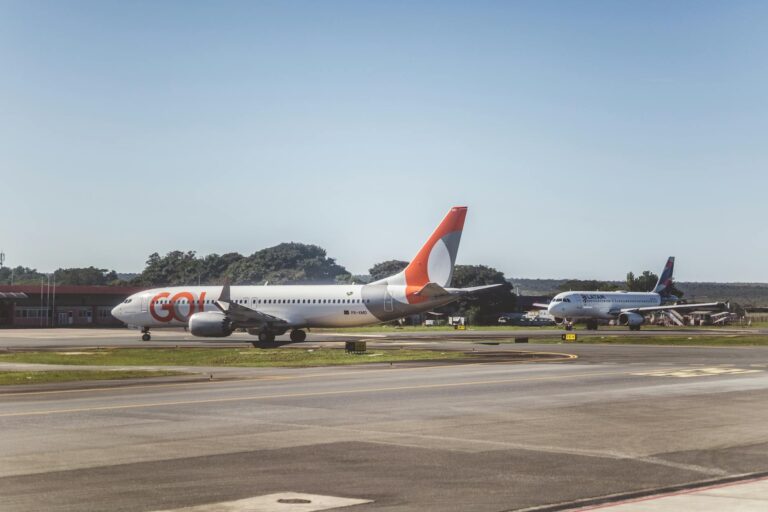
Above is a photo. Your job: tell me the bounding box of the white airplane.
[112,207,502,345]
[537,257,724,331]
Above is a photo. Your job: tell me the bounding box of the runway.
[1,329,768,511]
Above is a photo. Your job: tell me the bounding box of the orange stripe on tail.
[404,206,467,303]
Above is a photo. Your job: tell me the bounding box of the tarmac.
[1,328,767,511]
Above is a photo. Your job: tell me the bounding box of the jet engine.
[189,311,233,338]
[617,312,644,327]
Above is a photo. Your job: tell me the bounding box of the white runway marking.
[632,367,763,378]
[575,476,768,511]
[151,492,372,511]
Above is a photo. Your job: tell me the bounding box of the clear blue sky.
[1,1,766,282]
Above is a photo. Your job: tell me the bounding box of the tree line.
[0,266,121,286]
[0,244,516,324]
[556,271,684,297]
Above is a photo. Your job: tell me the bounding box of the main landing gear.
[141,327,151,341]
[290,329,307,343]
[258,332,276,343]
[586,320,599,331]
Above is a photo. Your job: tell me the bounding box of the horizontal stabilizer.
[449,283,506,295]
[413,282,451,298]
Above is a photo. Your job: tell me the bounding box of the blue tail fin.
[653,257,675,295]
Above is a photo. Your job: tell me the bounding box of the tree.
[0,266,45,285]
[54,267,119,286]
[225,243,350,284]
[626,271,658,292]
[438,265,516,324]
[557,279,620,292]
[368,260,408,281]
[198,252,243,284]
[134,251,202,286]
[626,270,684,297]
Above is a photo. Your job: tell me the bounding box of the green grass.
[0,370,187,386]
[0,348,469,368]
[525,335,768,346]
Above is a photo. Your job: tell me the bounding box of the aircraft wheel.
[630,325,641,331]
[565,324,573,331]
[586,320,598,330]
[258,332,276,343]
[142,333,151,341]
[290,330,307,343]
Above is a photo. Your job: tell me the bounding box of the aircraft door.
[140,295,148,313]
[384,289,394,312]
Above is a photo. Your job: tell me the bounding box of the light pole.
[46,274,51,327]
[52,273,56,327]
[40,277,44,327]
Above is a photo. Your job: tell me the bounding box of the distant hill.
[509,278,768,307]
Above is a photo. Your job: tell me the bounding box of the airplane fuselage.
[548,291,662,320]
[113,283,457,330]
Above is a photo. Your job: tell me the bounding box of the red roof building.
[0,285,144,327]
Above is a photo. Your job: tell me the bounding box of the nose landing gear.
[141,327,151,342]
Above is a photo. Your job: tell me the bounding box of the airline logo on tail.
[653,256,675,294]
[402,206,467,303]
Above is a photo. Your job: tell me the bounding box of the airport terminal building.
[0,285,142,327]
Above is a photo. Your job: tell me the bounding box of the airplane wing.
[532,303,550,309]
[215,280,289,327]
[620,302,726,314]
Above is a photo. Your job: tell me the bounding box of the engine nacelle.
[618,312,645,327]
[188,311,233,338]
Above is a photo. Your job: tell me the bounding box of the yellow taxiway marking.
[0,351,577,398]
[0,366,653,418]
[632,367,763,378]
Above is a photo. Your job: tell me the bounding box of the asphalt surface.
[1,325,766,349]
[1,328,768,511]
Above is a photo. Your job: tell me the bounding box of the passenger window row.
[155,298,370,305]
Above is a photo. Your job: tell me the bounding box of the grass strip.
[527,335,768,346]
[0,348,468,368]
[0,370,187,386]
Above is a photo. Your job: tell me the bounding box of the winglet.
[218,278,231,304]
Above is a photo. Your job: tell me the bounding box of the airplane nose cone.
[111,304,123,321]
